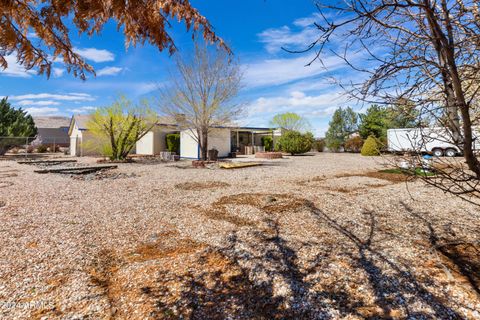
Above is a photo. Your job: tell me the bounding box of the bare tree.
[159,44,243,160]
[292,0,480,201]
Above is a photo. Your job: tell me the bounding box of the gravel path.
[0,153,479,319]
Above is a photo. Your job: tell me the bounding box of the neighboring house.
[68,114,103,156]
[32,116,71,147]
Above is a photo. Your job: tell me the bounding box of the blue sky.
[0,0,363,136]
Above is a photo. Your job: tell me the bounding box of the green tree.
[261,136,273,151]
[86,96,157,161]
[277,131,314,155]
[358,105,391,141]
[388,99,420,129]
[0,98,37,155]
[325,107,358,152]
[270,112,311,132]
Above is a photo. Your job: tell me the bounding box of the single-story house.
[68,114,104,156]
[32,116,71,147]
[137,120,282,159]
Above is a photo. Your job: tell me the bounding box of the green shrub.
[361,135,380,156]
[36,145,48,153]
[166,133,180,154]
[277,131,314,155]
[261,136,273,151]
[315,139,325,152]
[345,136,364,153]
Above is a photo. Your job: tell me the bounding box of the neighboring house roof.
[72,114,92,130]
[33,116,71,129]
[68,114,92,136]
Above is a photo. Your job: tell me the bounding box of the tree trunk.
[200,129,208,160]
[423,1,480,177]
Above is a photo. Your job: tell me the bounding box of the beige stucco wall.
[136,131,155,155]
[136,126,178,155]
[180,130,199,159]
[180,128,231,159]
[208,128,231,158]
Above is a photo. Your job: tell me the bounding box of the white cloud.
[249,90,346,115]
[96,66,123,76]
[243,54,348,88]
[74,48,115,63]
[67,106,97,114]
[24,107,60,116]
[293,13,322,28]
[9,93,94,102]
[53,67,65,77]
[258,25,319,54]
[0,55,36,78]
[17,100,61,106]
[257,13,326,54]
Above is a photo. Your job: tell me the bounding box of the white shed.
[68,115,103,156]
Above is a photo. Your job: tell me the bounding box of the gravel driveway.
[0,153,479,319]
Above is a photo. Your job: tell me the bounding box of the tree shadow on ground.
[139,194,465,319]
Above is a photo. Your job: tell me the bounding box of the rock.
[265,196,277,203]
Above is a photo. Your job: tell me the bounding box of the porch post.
[236,130,239,149]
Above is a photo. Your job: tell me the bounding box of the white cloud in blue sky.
[74,48,115,63]
[96,66,123,76]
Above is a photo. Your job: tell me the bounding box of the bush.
[361,135,380,156]
[47,144,60,152]
[345,136,364,153]
[277,131,314,155]
[166,133,180,154]
[315,139,325,152]
[261,136,273,151]
[36,145,48,153]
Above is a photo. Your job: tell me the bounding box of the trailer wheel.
[432,148,444,157]
[445,148,456,157]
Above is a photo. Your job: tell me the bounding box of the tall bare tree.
[293,0,480,201]
[159,45,243,160]
[0,0,227,79]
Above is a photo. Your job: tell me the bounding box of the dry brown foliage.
[0,0,227,79]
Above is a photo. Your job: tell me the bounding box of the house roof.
[71,114,92,130]
[33,116,71,129]
[156,116,177,126]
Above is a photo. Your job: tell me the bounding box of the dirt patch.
[203,193,310,228]
[175,181,230,191]
[128,238,205,263]
[435,242,480,296]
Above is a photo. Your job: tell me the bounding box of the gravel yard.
[0,153,479,319]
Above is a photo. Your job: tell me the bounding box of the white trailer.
[387,128,478,157]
